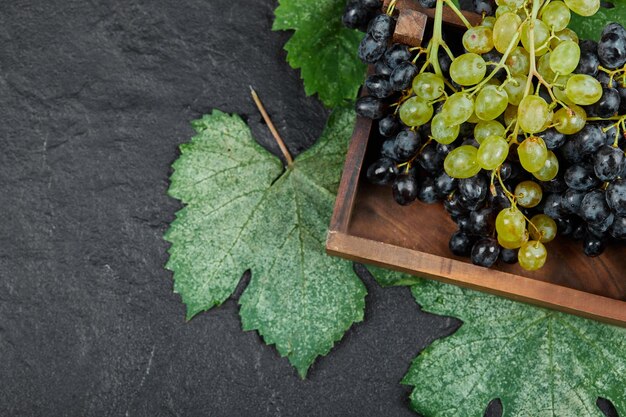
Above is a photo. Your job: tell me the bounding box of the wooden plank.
[328,111,372,233]
[327,231,626,327]
[383,0,483,28]
[393,9,428,47]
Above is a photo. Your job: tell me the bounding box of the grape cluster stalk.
[344,0,626,271]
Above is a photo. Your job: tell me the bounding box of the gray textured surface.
[0,1,459,416]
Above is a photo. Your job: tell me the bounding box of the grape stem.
[442,0,472,29]
[250,86,294,167]
[428,0,447,78]
[510,0,544,142]
[386,0,399,16]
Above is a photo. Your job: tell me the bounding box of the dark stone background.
[0,1,617,416]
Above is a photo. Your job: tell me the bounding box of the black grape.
[367,158,399,185]
[355,96,388,119]
[471,238,500,267]
[392,175,419,205]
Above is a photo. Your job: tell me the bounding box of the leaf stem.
[250,86,294,167]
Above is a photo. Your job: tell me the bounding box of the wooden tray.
[327,111,626,327]
[326,2,626,327]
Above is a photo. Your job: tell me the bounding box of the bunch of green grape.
[386,0,615,271]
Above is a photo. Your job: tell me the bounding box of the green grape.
[503,74,527,106]
[475,85,509,121]
[553,74,572,103]
[431,113,460,145]
[565,74,603,105]
[518,95,550,134]
[541,1,571,32]
[518,136,548,173]
[468,112,481,124]
[496,207,526,242]
[518,241,547,271]
[533,150,559,181]
[477,135,509,170]
[399,96,434,127]
[537,53,556,82]
[564,0,600,16]
[441,93,475,125]
[515,180,543,208]
[506,47,530,75]
[493,12,522,54]
[529,214,557,243]
[412,72,445,101]
[497,0,525,7]
[474,120,506,144]
[550,28,579,50]
[482,16,496,28]
[553,104,587,134]
[504,104,518,127]
[496,5,515,18]
[520,19,551,56]
[550,41,580,75]
[463,26,494,54]
[450,53,487,86]
[498,232,528,250]
[542,110,555,132]
[444,145,481,179]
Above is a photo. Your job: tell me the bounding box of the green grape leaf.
[273,0,367,107]
[165,107,366,377]
[569,2,626,41]
[404,279,626,417]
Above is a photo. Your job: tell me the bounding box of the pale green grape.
[533,150,559,181]
[444,145,481,179]
[441,93,475,125]
[550,41,580,75]
[504,104,518,127]
[521,19,551,56]
[529,214,557,243]
[496,5,515,18]
[553,104,587,134]
[477,136,509,170]
[503,75,527,106]
[450,53,487,86]
[431,113,460,145]
[474,120,506,144]
[497,0,525,7]
[493,12,522,54]
[565,74,603,105]
[515,180,543,208]
[518,136,548,173]
[564,0,600,16]
[475,85,509,120]
[468,112,481,123]
[553,74,572,103]
[463,26,494,54]
[399,96,433,127]
[498,232,528,250]
[412,72,445,101]
[541,1,571,31]
[496,207,526,242]
[518,241,547,271]
[482,16,496,28]
[538,53,556,82]
[506,47,530,75]
[550,28,579,50]
[518,95,550,134]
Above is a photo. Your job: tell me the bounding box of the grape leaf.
[403,278,626,417]
[165,107,366,377]
[569,1,626,41]
[273,0,367,107]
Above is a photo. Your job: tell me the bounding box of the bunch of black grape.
[546,23,626,257]
[344,0,626,271]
